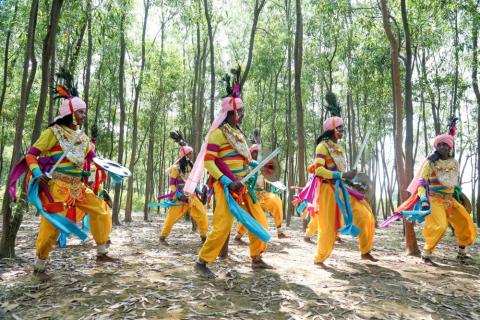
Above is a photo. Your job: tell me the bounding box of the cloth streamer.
[334,179,360,237]
[223,183,271,243]
[27,175,87,241]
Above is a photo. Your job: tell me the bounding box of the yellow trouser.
[423,195,477,253]
[305,217,318,238]
[160,196,208,237]
[199,181,268,263]
[36,179,112,260]
[314,184,375,263]
[236,192,283,237]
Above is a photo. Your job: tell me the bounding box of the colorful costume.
[185,83,271,268]
[235,144,286,239]
[296,116,375,263]
[158,145,208,241]
[197,125,269,262]
[9,84,113,273]
[384,134,476,261]
[313,138,375,263]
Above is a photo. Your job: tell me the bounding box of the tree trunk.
[112,12,127,226]
[285,0,295,226]
[240,0,267,88]
[400,0,414,181]
[420,50,441,135]
[0,0,39,258]
[47,49,56,124]
[472,4,480,225]
[0,0,18,121]
[203,0,215,124]
[83,0,93,134]
[294,0,306,187]
[451,9,459,117]
[144,13,166,222]
[31,0,64,144]
[191,23,200,151]
[125,0,150,222]
[380,0,419,256]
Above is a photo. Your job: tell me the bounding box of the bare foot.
[96,255,120,264]
[33,270,51,282]
[457,253,475,265]
[304,236,314,244]
[200,236,207,244]
[314,261,326,268]
[361,252,379,262]
[195,262,216,279]
[422,257,438,266]
[219,253,229,260]
[277,232,288,239]
[159,237,169,246]
[234,237,248,246]
[251,258,274,269]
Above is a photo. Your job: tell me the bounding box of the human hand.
[228,181,244,192]
[342,170,357,180]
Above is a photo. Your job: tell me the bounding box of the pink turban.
[59,97,86,117]
[323,116,344,132]
[184,96,244,194]
[179,145,193,158]
[432,134,454,149]
[406,134,455,194]
[249,144,261,154]
[221,97,244,112]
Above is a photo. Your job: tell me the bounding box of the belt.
[429,191,453,201]
[52,172,82,184]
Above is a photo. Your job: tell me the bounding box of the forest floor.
[1,210,480,320]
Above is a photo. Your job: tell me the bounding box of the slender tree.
[0,0,39,258]
[31,0,64,144]
[380,0,419,255]
[125,0,150,222]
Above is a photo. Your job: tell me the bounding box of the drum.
[459,192,472,213]
[351,172,374,204]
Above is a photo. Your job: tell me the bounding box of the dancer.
[388,121,476,265]
[158,132,208,244]
[9,71,116,280]
[296,93,376,264]
[185,68,272,278]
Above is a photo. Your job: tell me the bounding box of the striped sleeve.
[168,167,179,192]
[314,142,339,179]
[204,129,225,180]
[417,162,432,198]
[26,128,57,175]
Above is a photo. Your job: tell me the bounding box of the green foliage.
[0,0,479,220]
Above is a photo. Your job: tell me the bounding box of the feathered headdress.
[222,66,242,98]
[322,92,344,135]
[221,66,242,124]
[170,130,193,161]
[447,116,459,136]
[53,68,79,99]
[52,68,85,127]
[325,92,341,117]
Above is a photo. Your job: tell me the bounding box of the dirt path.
[1,211,479,319]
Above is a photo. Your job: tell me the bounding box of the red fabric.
[93,167,107,195]
[66,207,77,222]
[43,202,65,213]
